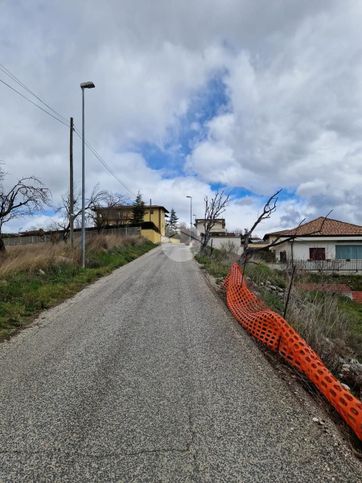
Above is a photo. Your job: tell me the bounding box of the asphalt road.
[0,244,361,482]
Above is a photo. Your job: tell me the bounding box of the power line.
[0,77,69,127]
[0,66,136,197]
[0,64,68,124]
[73,126,135,197]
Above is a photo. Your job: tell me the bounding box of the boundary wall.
[224,263,362,441]
[4,226,140,247]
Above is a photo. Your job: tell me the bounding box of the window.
[336,245,362,260]
[309,248,325,261]
[280,251,287,263]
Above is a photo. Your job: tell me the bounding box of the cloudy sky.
[1,0,362,235]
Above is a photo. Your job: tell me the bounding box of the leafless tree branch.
[201,190,230,251]
[0,169,51,251]
[57,184,127,239]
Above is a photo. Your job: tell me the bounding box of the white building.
[264,217,362,271]
[195,218,243,254]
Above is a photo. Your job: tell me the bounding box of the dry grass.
[0,234,142,277]
[243,263,361,365]
[0,243,75,277]
[197,251,362,397]
[0,235,154,340]
[287,289,355,371]
[87,234,142,252]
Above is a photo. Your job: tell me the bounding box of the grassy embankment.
[196,249,362,367]
[0,235,154,340]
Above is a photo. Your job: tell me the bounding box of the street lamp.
[80,81,95,268]
[186,195,192,245]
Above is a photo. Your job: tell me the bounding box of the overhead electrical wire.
[0,77,69,127]
[0,65,135,197]
[0,63,68,124]
[73,126,136,197]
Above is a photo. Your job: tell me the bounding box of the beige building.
[195,218,226,235]
[94,205,169,238]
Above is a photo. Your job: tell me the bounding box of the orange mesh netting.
[224,263,362,441]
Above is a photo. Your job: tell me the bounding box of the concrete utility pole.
[69,117,74,248]
[80,81,95,268]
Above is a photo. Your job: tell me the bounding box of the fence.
[3,226,141,247]
[286,259,362,272]
[224,263,362,441]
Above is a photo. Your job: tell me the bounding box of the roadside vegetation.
[0,235,154,340]
[196,248,362,397]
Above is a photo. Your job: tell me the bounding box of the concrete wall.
[209,236,242,255]
[141,228,161,244]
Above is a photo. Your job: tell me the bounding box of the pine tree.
[168,208,179,233]
[132,192,145,224]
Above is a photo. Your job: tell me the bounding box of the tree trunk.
[0,236,6,253]
[201,232,210,252]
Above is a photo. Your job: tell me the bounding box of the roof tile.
[266,217,362,237]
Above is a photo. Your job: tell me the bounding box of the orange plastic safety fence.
[224,263,362,441]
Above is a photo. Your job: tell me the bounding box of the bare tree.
[238,190,309,271]
[89,190,127,230]
[239,190,282,267]
[201,190,230,251]
[0,168,51,251]
[237,189,332,318]
[58,185,126,240]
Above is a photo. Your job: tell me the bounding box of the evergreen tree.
[132,192,145,224]
[168,208,179,232]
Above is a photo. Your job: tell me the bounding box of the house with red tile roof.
[264,217,362,271]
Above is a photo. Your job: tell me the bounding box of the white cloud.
[1,0,361,235]
[187,1,362,222]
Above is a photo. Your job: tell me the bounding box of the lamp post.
[80,81,95,268]
[186,195,192,245]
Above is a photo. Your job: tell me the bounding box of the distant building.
[195,218,243,254]
[94,204,169,238]
[195,218,226,235]
[264,217,362,271]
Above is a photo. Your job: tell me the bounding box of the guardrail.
[224,263,362,440]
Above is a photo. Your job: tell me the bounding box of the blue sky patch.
[134,71,230,177]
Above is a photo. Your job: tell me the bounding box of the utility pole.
[69,117,74,248]
[149,198,152,221]
[186,195,192,245]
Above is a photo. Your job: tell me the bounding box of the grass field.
[0,235,154,340]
